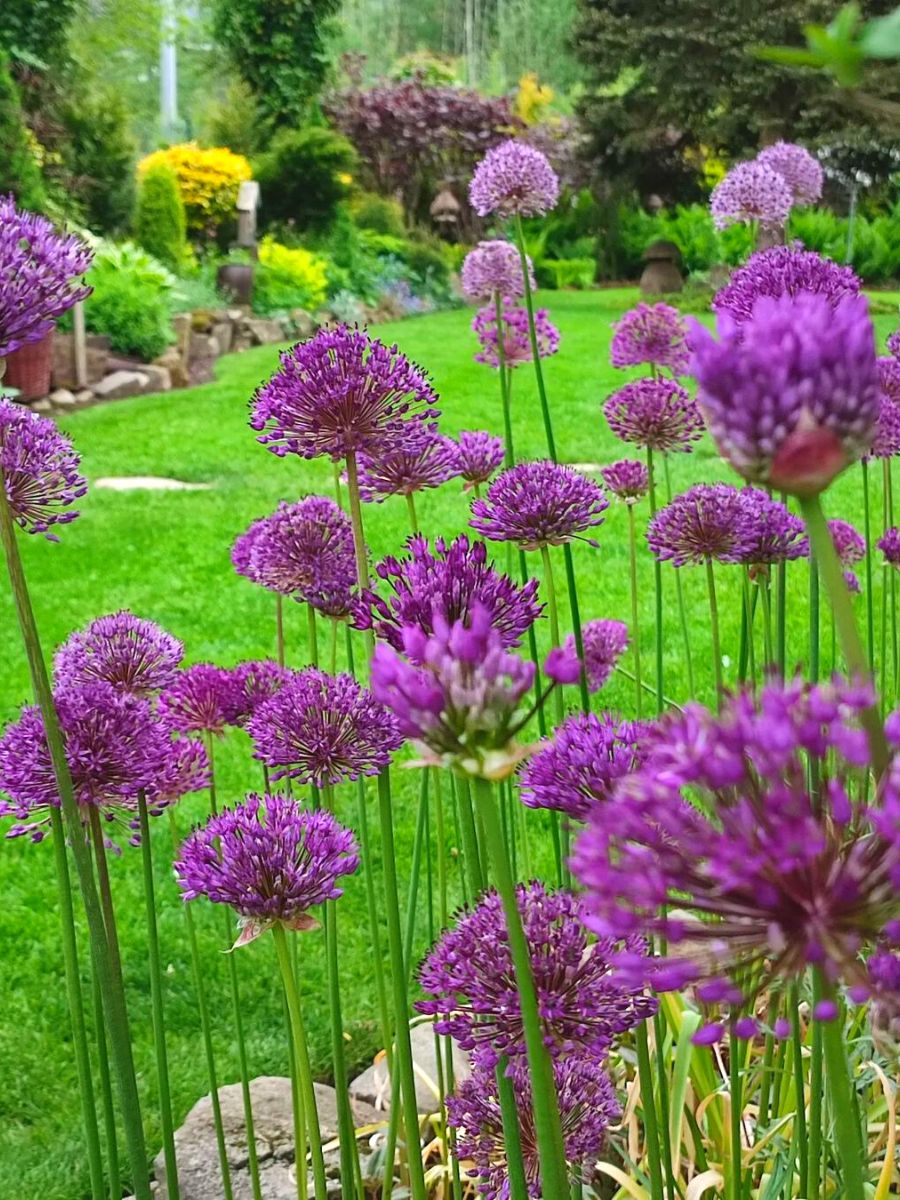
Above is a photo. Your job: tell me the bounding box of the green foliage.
[535,257,596,289]
[59,89,136,235]
[0,0,79,67]
[349,191,406,237]
[82,241,176,360]
[198,78,266,159]
[255,125,356,234]
[135,164,188,271]
[253,237,330,314]
[0,51,44,209]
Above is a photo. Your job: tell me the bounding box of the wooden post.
[72,301,88,389]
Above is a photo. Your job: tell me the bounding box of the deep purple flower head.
[828,518,865,567]
[610,303,690,373]
[864,396,900,461]
[354,534,542,651]
[471,461,607,550]
[888,330,900,360]
[712,246,861,326]
[461,240,534,303]
[572,677,900,1020]
[648,483,755,567]
[248,668,402,787]
[230,661,293,726]
[566,620,629,693]
[469,139,560,218]
[445,430,505,491]
[0,197,93,358]
[734,489,806,568]
[176,795,358,945]
[473,301,559,369]
[0,399,87,537]
[878,527,900,567]
[879,355,900,405]
[690,292,879,496]
[232,496,357,617]
[710,161,793,230]
[158,664,244,735]
[519,712,648,821]
[603,378,704,455]
[756,142,824,206]
[600,459,649,504]
[448,1057,619,1200]
[419,883,655,1070]
[357,425,457,501]
[249,326,439,462]
[867,947,900,1052]
[54,611,184,697]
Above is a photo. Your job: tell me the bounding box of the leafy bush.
[254,237,329,314]
[59,89,136,235]
[138,143,251,236]
[535,257,596,289]
[0,50,45,209]
[135,164,187,271]
[350,192,405,237]
[255,126,355,234]
[81,241,175,360]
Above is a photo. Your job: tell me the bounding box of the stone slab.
[91,370,150,400]
[349,1020,469,1115]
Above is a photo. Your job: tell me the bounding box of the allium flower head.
[879,355,900,405]
[0,399,87,536]
[354,534,542,651]
[878,527,900,567]
[712,245,861,326]
[248,668,402,787]
[419,883,655,1069]
[710,161,793,231]
[470,461,607,550]
[610,303,690,373]
[603,378,704,455]
[461,240,534,303]
[54,611,184,697]
[566,620,628,693]
[448,1058,619,1200]
[176,795,358,946]
[690,292,879,495]
[469,139,559,218]
[648,483,755,567]
[158,664,244,735]
[0,197,92,357]
[828,518,865,567]
[756,142,823,206]
[230,660,293,726]
[473,301,559,369]
[864,396,900,461]
[572,677,900,1021]
[600,459,649,504]
[357,425,457,501]
[519,712,648,821]
[867,948,900,1053]
[887,329,900,360]
[735,489,806,567]
[250,326,439,462]
[445,430,505,491]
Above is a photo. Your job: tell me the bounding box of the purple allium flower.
[734,489,806,567]
[248,668,402,787]
[448,1057,619,1200]
[354,533,542,651]
[471,461,607,550]
[0,197,92,358]
[150,737,211,809]
[469,139,560,219]
[357,425,457,501]
[0,399,87,537]
[54,611,184,697]
[828,518,865,567]
[888,330,900,360]
[572,676,900,1016]
[647,483,755,567]
[600,459,650,504]
[878,527,900,567]
[158,664,244,735]
[519,712,648,821]
[565,620,629,693]
[712,245,861,326]
[867,947,900,1051]
[473,301,560,369]
[690,292,879,496]
[445,430,505,491]
[603,378,704,455]
[370,602,537,778]
[461,240,534,303]
[879,355,900,405]
[419,883,655,1070]
[864,396,900,461]
[175,795,358,946]
[231,496,357,618]
[250,326,439,462]
[756,142,824,206]
[610,303,690,373]
[710,160,793,231]
[230,660,293,726]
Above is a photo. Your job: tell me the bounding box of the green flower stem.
[345,450,372,596]
[798,494,889,776]
[494,292,515,467]
[473,775,570,1200]
[540,545,564,727]
[728,1017,743,1200]
[789,987,809,1198]
[862,461,876,673]
[223,916,264,1200]
[663,457,694,696]
[776,492,788,674]
[513,214,556,461]
[758,575,773,670]
[807,974,823,1200]
[647,450,664,713]
[333,462,344,509]
[0,471,150,1198]
[561,542,591,712]
[406,492,419,534]
[626,504,643,716]
[738,570,756,685]
[307,604,319,668]
[520,548,548,738]
[756,993,780,1130]
[276,595,286,668]
[817,973,865,1200]
[457,775,487,892]
[704,559,724,701]
[330,619,339,674]
[635,1024,664,1200]
[137,792,180,1200]
[885,460,898,689]
[90,969,120,1200]
[272,923,328,1200]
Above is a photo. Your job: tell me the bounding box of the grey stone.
[349,1021,470,1115]
[211,321,234,356]
[289,309,316,339]
[91,370,150,400]
[189,332,220,361]
[172,313,193,357]
[29,398,53,413]
[75,389,94,404]
[153,348,190,389]
[139,364,173,393]
[48,388,77,406]
[227,308,245,322]
[244,318,285,346]
[51,331,109,389]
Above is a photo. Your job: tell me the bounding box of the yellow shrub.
[138,143,251,233]
[254,237,329,313]
[515,72,554,125]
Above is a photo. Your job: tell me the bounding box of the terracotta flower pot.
[4,329,54,400]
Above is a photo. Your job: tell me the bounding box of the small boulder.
[211,322,234,356]
[92,370,150,401]
[153,348,189,389]
[139,364,173,393]
[48,388,77,407]
[244,318,285,347]
[349,1021,470,1115]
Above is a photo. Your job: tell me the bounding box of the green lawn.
[1,288,897,1199]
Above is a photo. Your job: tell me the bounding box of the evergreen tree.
[135,164,188,271]
[0,51,45,210]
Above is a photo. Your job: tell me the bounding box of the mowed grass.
[1,288,898,1199]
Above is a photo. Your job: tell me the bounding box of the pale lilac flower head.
[0,197,92,357]
[864,396,900,461]
[445,430,505,491]
[176,795,358,945]
[603,378,704,455]
[471,461,607,550]
[250,326,439,462]
[690,292,879,496]
[230,661,293,726]
[610,303,690,372]
[354,534,542,651]
[419,883,655,1069]
[461,240,534,302]
[735,489,806,567]
[0,400,87,537]
[600,459,649,504]
[357,425,457,501]
[712,245,861,325]
[54,611,184,697]
[648,483,755,567]
[158,664,244,735]
[878,527,900,567]
[469,139,560,218]
[710,160,793,231]
[566,620,628,693]
[756,142,824,206]
[473,301,559,369]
